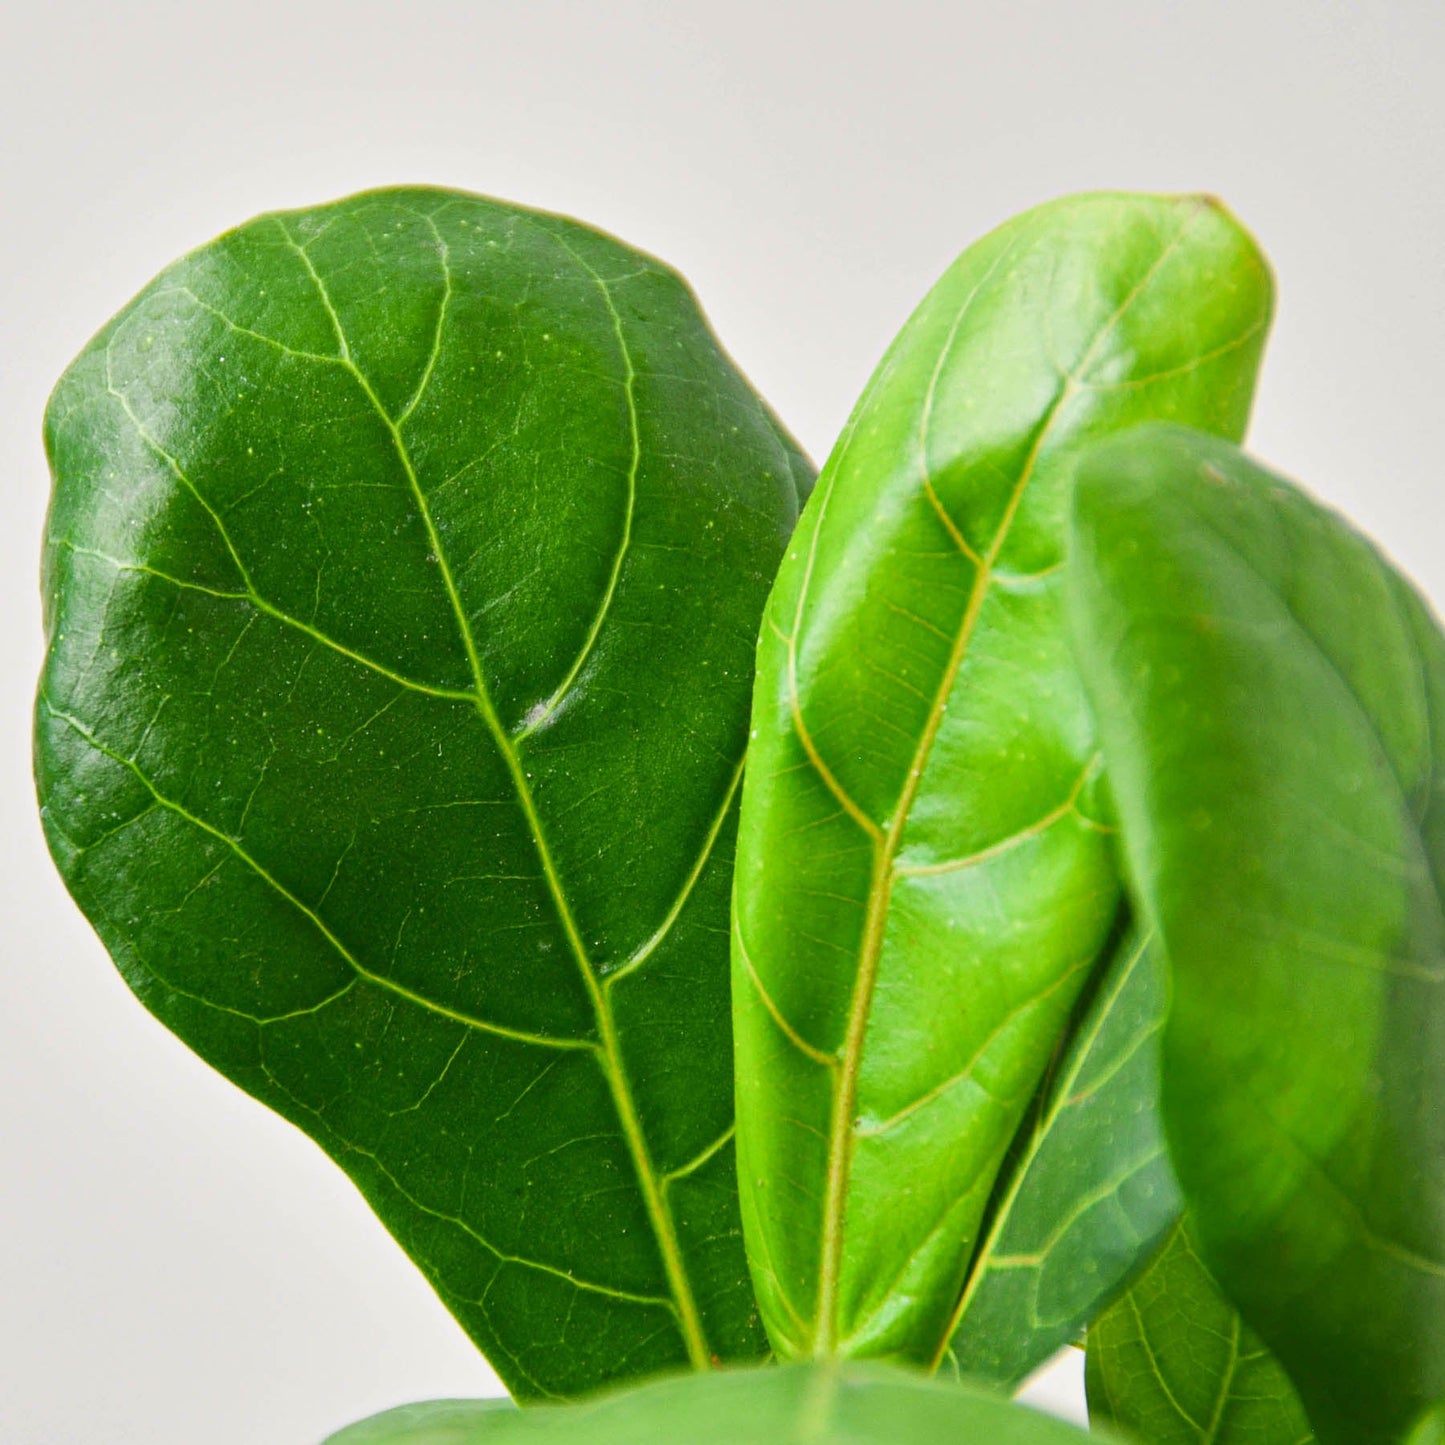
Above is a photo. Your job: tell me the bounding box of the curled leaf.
[1069,424,1445,1442]
[733,192,1271,1365]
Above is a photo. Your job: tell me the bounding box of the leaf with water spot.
[36,186,809,1399]
[732,192,1272,1367]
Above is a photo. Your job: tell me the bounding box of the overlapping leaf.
[1086,1218,1313,1444]
[323,1362,1100,1444]
[36,187,809,1398]
[1068,424,1445,1442]
[326,1401,516,1445]
[945,928,1180,1385]
[732,192,1272,1365]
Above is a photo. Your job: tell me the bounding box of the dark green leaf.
[732,192,1272,1365]
[1067,424,1445,1442]
[945,926,1181,1385]
[37,187,808,1398]
[1086,1217,1313,1444]
[323,1363,1099,1444]
[324,1400,515,1445]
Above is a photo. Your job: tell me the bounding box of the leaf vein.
[276,221,714,1367]
[514,228,639,741]
[45,704,597,1055]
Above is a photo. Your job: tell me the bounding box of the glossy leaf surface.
[733,191,1272,1364]
[1086,1218,1313,1444]
[944,927,1181,1385]
[323,1363,1098,1445]
[1068,425,1445,1443]
[37,187,808,1398]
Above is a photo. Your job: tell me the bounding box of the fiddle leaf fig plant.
[35,186,1445,1444]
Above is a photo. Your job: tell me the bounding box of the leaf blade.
[1086,1218,1314,1445]
[943,926,1181,1384]
[733,192,1272,1364]
[38,186,808,1398]
[324,1400,517,1445]
[323,1363,1099,1445]
[1067,423,1445,1441]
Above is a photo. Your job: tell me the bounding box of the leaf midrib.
[805,207,1206,1355]
[274,218,715,1369]
[43,703,594,1053]
[811,362,1068,1356]
[86,321,734,1354]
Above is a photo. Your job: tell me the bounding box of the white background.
[3,3,1443,1441]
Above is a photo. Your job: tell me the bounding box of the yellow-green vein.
[279,221,715,1369]
[514,223,639,742]
[811,211,1205,1355]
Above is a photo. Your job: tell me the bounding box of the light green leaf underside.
[38,186,809,1399]
[1086,1218,1313,1444]
[1068,424,1445,1443]
[323,1363,1101,1445]
[733,190,1272,1365]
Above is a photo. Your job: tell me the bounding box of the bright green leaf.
[945,926,1181,1385]
[1068,424,1445,1442]
[324,1400,515,1445]
[323,1363,1099,1444]
[732,191,1272,1366]
[1086,1217,1313,1444]
[37,187,809,1399]
[1406,1407,1445,1445]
